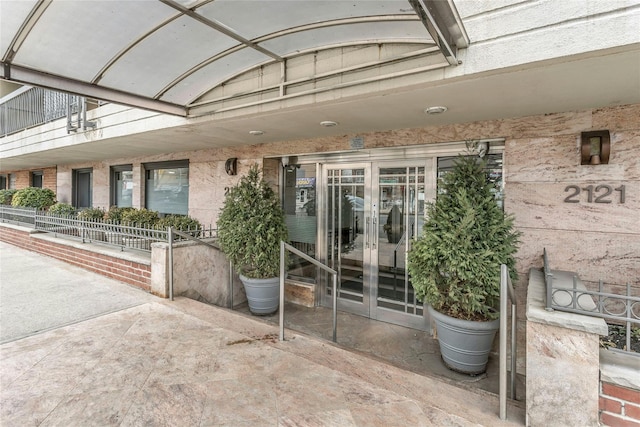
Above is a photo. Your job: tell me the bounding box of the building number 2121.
[563,184,626,204]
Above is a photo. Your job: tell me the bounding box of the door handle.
[372,210,377,249]
[365,217,370,248]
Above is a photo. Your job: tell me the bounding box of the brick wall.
[600,382,640,427]
[41,166,57,190]
[0,225,151,292]
[14,170,30,188]
[2,166,57,191]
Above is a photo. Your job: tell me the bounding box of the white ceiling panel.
[260,21,431,56]
[100,15,239,97]
[11,1,176,82]
[161,48,271,105]
[197,0,416,40]
[0,0,37,58]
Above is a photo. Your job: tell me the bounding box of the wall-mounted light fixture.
[225,158,238,175]
[465,140,489,157]
[581,130,610,165]
[477,141,489,158]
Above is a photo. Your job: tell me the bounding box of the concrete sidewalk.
[0,243,524,426]
[0,241,156,344]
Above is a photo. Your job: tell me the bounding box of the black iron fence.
[0,205,216,252]
[543,248,639,354]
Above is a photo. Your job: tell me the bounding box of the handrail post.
[500,264,508,420]
[544,248,554,311]
[500,263,518,420]
[279,241,338,343]
[332,272,337,342]
[168,227,174,301]
[279,241,286,341]
[229,260,234,310]
[510,299,517,400]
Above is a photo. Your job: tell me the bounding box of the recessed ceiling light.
[424,106,448,115]
[320,121,338,127]
[249,130,264,136]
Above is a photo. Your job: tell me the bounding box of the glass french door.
[321,161,428,330]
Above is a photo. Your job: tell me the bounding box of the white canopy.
[1,0,468,116]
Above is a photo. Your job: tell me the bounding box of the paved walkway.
[0,242,524,426]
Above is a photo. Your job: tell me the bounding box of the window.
[8,174,16,189]
[437,154,504,209]
[110,165,133,208]
[144,160,189,215]
[282,164,317,283]
[31,171,43,188]
[0,175,6,190]
[72,168,93,210]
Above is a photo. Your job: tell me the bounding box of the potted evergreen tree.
[217,163,288,315]
[407,152,520,374]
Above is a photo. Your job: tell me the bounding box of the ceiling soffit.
[0,0,468,117]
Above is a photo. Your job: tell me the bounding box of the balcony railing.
[0,86,96,137]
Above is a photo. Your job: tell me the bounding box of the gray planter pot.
[429,305,499,375]
[239,274,280,315]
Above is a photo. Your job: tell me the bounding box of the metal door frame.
[370,159,433,330]
[319,162,372,317]
[319,159,432,329]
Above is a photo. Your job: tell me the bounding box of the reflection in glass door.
[373,165,426,329]
[325,166,370,317]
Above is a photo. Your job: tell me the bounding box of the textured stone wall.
[506,105,639,290]
[46,103,638,305]
[150,240,246,307]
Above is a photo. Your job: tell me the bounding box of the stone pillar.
[150,242,169,298]
[526,268,608,427]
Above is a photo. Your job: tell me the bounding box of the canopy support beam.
[1,63,187,117]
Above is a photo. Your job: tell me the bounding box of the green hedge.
[48,203,77,216]
[121,208,160,226]
[158,215,202,231]
[104,206,135,223]
[0,189,17,205]
[77,207,106,220]
[11,187,56,209]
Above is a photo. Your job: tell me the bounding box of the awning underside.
[1,0,468,117]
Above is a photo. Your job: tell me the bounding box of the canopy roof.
[1,0,468,117]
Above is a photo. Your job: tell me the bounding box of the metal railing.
[0,205,215,253]
[543,248,639,354]
[0,206,37,226]
[36,212,169,250]
[499,263,517,421]
[1,87,78,136]
[280,241,338,342]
